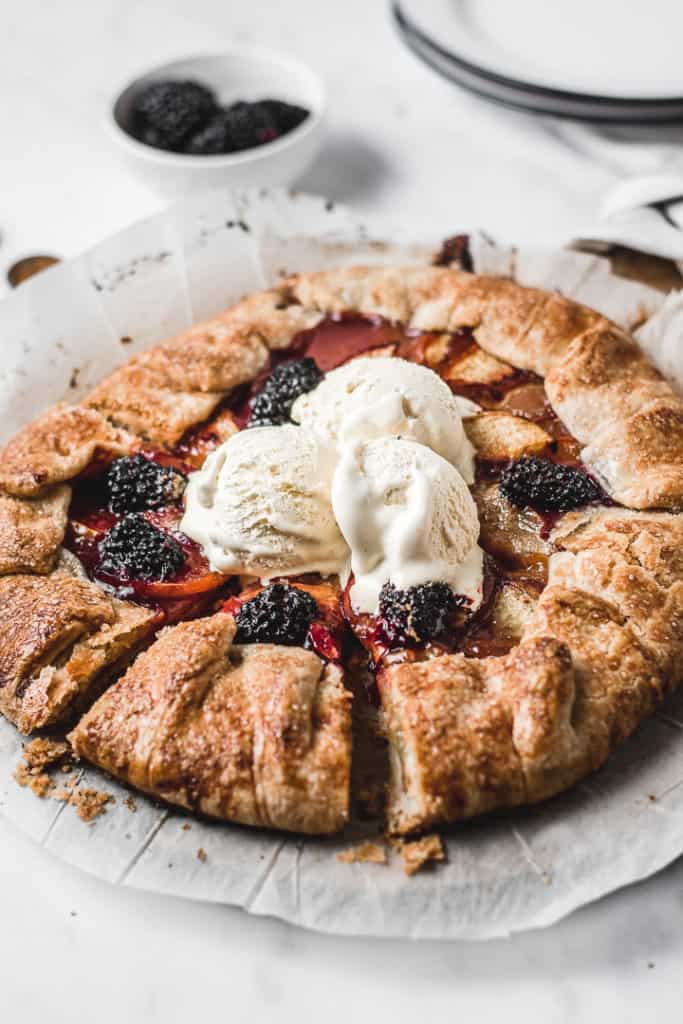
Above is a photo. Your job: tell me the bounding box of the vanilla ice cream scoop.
[291,357,475,483]
[181,425,348,578]
[331,436,483,614]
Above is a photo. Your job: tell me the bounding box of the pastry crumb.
[124,794,137,813]
[23,738,71,771]
[14,762,54,798]
[196,847,207,862]
[53,780,113,821]
[337,841,387,865]
[14,738,73,797]
[181,822,191,831]
[397,833,445,876]
[15,738,112,821]
[53,778,76,803]
[69,788,113,822]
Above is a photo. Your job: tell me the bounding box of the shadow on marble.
[298,131,390,203]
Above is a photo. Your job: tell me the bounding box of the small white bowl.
[109,49,326,197]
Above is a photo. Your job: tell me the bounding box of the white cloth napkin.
[554,122,683,267]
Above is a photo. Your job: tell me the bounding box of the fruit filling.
[64,309,609,667]
[65,451,227,621]
[223,578,346,663]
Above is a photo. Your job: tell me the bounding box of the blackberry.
[186,101,278,154]
[184,111,238,155]
[131,80,216,151]
[248,357,323,427]
[499,456,602,513]
[432,234,473,271]
[260,99,310,134]
[234,583,317,645]
[105,455,186,514]
[98,514,185,582]
[379,581,457,645]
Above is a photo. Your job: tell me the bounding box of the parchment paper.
[1,188,683,940]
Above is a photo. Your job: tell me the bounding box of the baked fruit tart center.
[63,313,608,675]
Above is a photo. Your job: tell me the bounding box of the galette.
[2,250,682,838]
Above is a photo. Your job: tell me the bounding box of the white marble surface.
[2,1,683,1019]
[0,0,638,268]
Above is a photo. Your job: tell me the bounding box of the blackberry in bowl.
[130,80,217,152]
[109,50,325,195]
[185,101,284,156]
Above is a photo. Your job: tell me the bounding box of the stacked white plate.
[394,0,683,123]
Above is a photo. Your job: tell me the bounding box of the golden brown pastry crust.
[289,266,599,371]
[0,569,156,733]
[381,650,527,833]
[543,324,671,443]
[582,397,683,509]
[82,299,321,445]
[383,505,683,834]
[550,507,683,588]
[0,486,70,575]
[69,614,352,834]
[0,404,135,497]
[84,360,225,448]
[1,265,682,839]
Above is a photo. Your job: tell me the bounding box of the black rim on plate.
[392,2,683,124]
